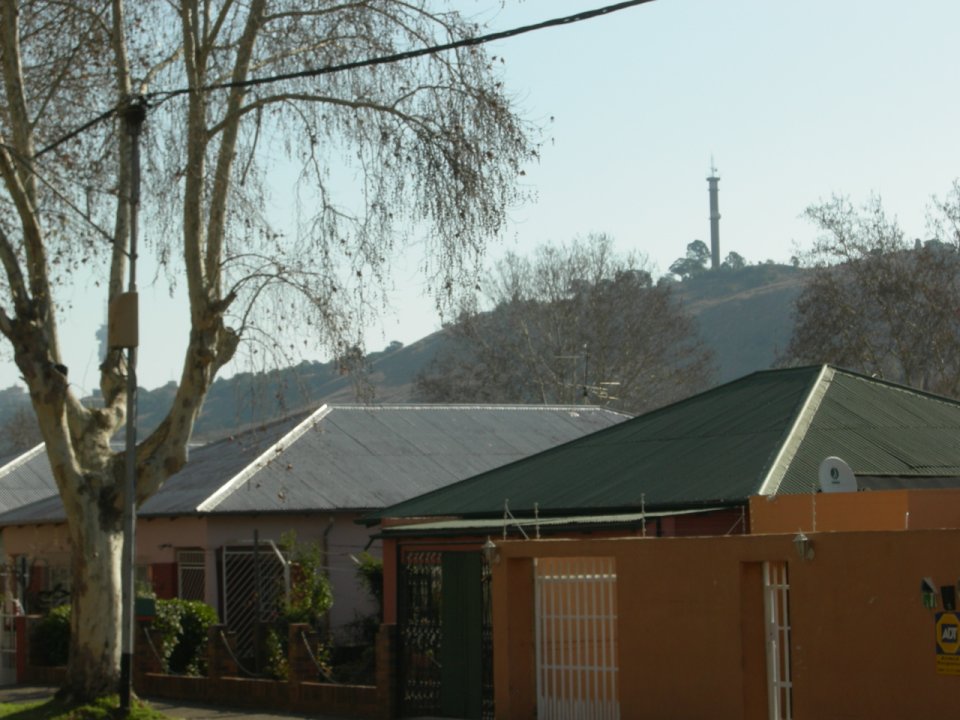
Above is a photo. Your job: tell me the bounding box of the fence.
[17,616,399,720]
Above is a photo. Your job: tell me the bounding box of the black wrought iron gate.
[398,550,493,719]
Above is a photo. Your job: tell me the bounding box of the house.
[0,403,628,651]
[369,364,960,718]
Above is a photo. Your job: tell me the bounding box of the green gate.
[398,550,492,719]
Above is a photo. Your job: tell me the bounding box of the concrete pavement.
[0,685,355,720]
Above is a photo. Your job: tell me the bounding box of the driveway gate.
[534,556,619,720]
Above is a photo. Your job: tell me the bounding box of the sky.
[4,0,960,394]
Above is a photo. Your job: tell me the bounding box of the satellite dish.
[818,456,857,493]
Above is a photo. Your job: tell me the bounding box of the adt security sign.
[936,612,960,676]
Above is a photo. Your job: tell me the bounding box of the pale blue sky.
[5,0,960,394]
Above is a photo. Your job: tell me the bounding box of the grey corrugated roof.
[205,405,629,513]
[0,404,628,526]
[372,365,960,522]
[0,445,59,514]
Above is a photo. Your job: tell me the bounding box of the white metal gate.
[535,556,619,720]
[763,561,792,720]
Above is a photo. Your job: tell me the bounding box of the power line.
[35,105,123,159]
[31,0,655,156]
[150,0,655,103]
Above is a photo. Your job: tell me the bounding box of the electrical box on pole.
[108,292,139,348]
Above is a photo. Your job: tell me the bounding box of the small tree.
[721,251,746,270]
[669,240,711,279]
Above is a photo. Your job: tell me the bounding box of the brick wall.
[17,618,399,720]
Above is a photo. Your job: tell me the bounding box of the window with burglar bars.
[535,556,619,720]
[177,550,206,601]
[763,561,792,720]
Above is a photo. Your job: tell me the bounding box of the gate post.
[207,624,239,678]
[376,624,398,720]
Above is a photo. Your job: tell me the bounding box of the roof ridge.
[757,364,834,495]
[324,403,628,414]
[829,365,960,411]
[196,404,332,513]
[0,443,46,478]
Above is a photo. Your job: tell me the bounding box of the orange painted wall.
[492,530,960,719]
[750,488,960,533]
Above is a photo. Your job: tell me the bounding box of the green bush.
[153,598,218,675]
[32,604,71,666]
[262,532,334,680]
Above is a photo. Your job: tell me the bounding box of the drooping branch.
[205,0,266,299]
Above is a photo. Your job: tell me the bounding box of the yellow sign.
[936,612,960,676]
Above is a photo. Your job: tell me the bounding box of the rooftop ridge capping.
[0,443,46,477]
[757,364,834,496]
[321,403,629,414]
[828,365,960,411]
[196,404,332,513]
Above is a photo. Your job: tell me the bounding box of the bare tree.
[0,0,536,699]
[416,234,715,413]
[782,188,960,396]
[0,404,42,456]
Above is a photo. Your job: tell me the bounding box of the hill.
[673,263,804,382]
[0,264,805,447]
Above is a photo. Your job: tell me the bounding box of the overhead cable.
[30,0,656,159]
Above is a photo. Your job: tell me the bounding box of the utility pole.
[117,95,145,715]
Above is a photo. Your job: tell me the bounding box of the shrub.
[262,532,334,680]
[153,598,218,675]
[32,604,71,666]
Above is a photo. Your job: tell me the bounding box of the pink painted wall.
[1,512,381,638]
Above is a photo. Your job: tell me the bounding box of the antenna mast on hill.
[707,158,721,270]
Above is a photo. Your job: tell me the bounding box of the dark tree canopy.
[721,251,746,270]
[416,234,715,414]
[669,239,711,280]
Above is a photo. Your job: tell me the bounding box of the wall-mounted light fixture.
[482,537,499,565]
[793,532,814,561]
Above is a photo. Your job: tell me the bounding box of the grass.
[0,696,170,720]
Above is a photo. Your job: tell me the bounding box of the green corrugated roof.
[773,369,960,493]
[368,365,823,521]
[370,365,960,523]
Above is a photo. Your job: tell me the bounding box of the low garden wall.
[17,617,398,720]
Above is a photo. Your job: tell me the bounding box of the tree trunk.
[63,480,123,702]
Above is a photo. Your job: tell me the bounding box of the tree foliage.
[0,0,535,699]
[781,187,960,396]
[721,251,746,270]
[415,234,715,414]
[669,239,711,279]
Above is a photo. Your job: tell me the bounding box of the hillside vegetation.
[0,264,804,451]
